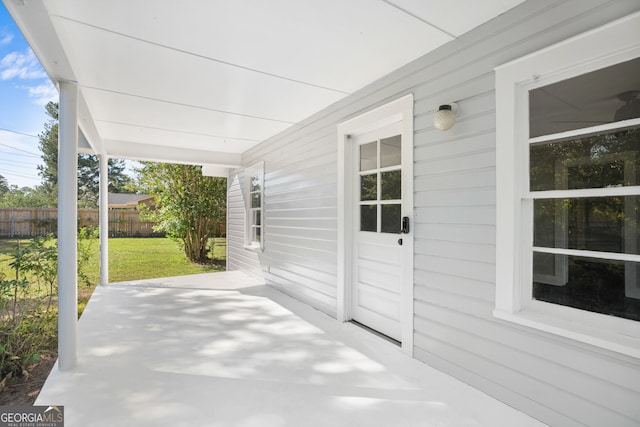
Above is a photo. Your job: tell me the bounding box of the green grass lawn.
[85,237,226,284]
[1,236,226,313]
[0,236,226,285]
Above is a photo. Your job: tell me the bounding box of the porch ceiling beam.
[103,140,242,168]
[77,93,105,155]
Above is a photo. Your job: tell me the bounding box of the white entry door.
[351,122,409,342]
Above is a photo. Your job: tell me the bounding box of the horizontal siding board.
[414,295,640,395]
[415,168,496,192]
[267,217,337,230]
[267,184,336,203]
[265,232,336,253]
[262,240,336,264]
[415,254,496,284]
[266,160,336,187]
[413,334,637,427]
[267,174,336,193]
[413,347,583,427]
[414,314,640,423]
[266,206,336,220]
[414,270,495,302]
[415,150,496,175]
[415,239,496,264]
[268,260,337,285]
[264,270,337,316]
[266,195,336,211]
[414,188,496,208]
[268,265,336,298]
[415,205,496,226]
[416,223,495,245]
[414,129,495,164]
[267,226,336,240]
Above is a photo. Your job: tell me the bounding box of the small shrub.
[77,227,99,287]
[0,239,58,381]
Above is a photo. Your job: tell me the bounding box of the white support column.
[99,154,109,285]
[58,81,79,371]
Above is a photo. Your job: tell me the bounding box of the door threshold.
[349,320,401,347]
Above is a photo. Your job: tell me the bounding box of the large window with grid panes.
[494,13,640,358]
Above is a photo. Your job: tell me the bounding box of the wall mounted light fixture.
[433,103,459,131]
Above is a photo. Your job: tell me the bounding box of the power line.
[1,170,41,181]
[0,146,41,158]
[0,127,39,138]
[0,158,40,166]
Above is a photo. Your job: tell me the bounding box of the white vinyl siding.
[227,1,640,426]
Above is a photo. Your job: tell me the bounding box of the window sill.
[243,243,263,252]
[493,308,640,360]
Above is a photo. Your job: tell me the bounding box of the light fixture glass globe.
[433,105,456,131]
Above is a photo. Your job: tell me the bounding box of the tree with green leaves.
[137,163,226,263]
[38,101,134,208]
[0,175,8,199]
[0,185,54,208]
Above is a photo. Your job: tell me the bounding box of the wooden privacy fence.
[0,208,164,238]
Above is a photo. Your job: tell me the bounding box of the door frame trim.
[337,94,414,355]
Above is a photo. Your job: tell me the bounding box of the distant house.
[107,193,154,210]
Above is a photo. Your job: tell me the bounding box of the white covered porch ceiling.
[6,0,525,169]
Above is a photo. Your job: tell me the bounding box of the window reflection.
[360,174,377,201]
[360,205,376,232]
[381,170,401,200]
[529,56,640,138]
[533,255,640,321]
[534,197,640,255]
[360,142,377,171]
[381,135,401,168]
[381,204,401,234]
[530,127,640,191]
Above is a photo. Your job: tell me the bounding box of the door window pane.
[533,254,640,321]
[381,170,401,200]
[530,127,640,191]
[360,174,377,201]
[381,204,401,234]
[360,142,377,171]
[381,135,401,168]
[529,56,640,138]
[360,205,377,232]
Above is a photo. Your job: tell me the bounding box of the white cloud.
[26,80,58,105]
[0,48,47,80]
[0,32,13,45]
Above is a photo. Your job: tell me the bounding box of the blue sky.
[0,3,57,189]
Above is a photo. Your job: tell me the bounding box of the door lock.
[401,216,410,234]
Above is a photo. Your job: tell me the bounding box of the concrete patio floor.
[36,271,547,427]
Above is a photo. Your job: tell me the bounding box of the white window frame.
[494,12,640,359]
[244,161,264,251]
